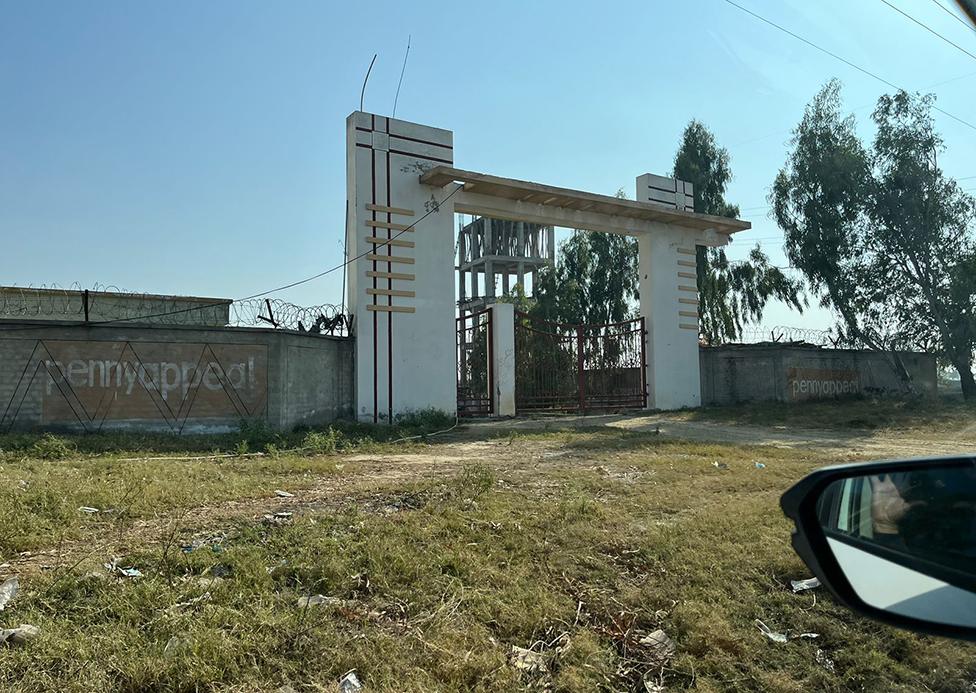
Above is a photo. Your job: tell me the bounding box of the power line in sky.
[723,0,976,133]
[0,184,466,333]
[877,0,976,63]
[729,69,976,150]
[928,0,976,35]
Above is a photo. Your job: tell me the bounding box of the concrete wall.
[0,321,353,433]
[0,286,231,327]
[700,344,937,405]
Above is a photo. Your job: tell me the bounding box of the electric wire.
[928,0,976,35]
[877,0,976,63]
[723,0,976,133]
[0,183,465,333]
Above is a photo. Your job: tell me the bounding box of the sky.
[2,0,975,336]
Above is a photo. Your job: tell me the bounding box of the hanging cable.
[877,0,976,63]
[0,183,465,332]
[723,0,976,133]
[928,0,976,34]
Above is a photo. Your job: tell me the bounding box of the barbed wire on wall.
[229,298,348,335]
[0,284,349,336]
[0,282,87,320]
[739,325,855,348]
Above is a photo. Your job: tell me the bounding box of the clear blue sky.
[3,0,975,334]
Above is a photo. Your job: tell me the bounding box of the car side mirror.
[781,455,976,640]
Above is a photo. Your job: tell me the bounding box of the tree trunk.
[952,355,976,400]
[888,349,918,396]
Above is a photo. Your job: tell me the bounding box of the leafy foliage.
[673,120,805,344]
[515,123,809,345]
[530,190,638,325]
[772,81,976,396]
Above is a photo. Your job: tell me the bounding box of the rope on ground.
[390,417,461,443]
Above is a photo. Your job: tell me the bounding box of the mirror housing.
[781,455,976,640]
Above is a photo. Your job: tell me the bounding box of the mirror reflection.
[818,464,976,628]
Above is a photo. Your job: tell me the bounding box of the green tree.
[530,190,638,325]
[869,91,976,397]
[771,80,876,349]
[673,120,805,344]
[772,80,976,397]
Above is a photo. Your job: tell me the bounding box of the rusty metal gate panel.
[456,308,494,417]
[515,311,646,413]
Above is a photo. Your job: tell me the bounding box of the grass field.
[0,402,974,692]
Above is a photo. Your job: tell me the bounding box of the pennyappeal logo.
[786,367,860,400]
[43,354,259,401]
[16,340,270,423]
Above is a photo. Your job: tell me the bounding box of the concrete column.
[458,222,467,305]
[638,229,702,410]
[346,111,456,422]
[490,302,516,416]
[635,173,705,411]
[485,259,495,300]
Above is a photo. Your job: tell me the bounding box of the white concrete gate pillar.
[636,174,702,410]
[489,302,516,416]
[346,111,457,422]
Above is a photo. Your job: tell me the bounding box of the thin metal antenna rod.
[360,53,377,112]
[392,36,411,118]
[341,200,348,320]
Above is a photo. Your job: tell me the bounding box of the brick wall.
[0,321,353,433]
[699,344,937,406]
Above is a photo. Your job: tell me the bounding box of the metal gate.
[456,308,494,417]
[514,311,646,413]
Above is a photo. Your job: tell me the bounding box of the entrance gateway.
[345,111,750,422]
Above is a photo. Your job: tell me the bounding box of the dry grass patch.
[0,423,973,691]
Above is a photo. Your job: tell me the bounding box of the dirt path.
[464,412,976,457]
[1,439,561,579]
[5,413,972,580]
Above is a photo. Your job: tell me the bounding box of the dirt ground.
[7,410,975,580]
[467,410,976,456]
[2,407,976,691]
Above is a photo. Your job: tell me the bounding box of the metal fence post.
[640,316,648,408]
[487,308,495,415]
[576,325,585,413]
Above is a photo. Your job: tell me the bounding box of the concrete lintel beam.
[454,191,728,246]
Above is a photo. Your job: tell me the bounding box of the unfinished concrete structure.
[457,216,554,313]
[345,111,751,422]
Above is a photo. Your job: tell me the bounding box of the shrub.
[394,408,455,430]
[239,418,278,448]
[456,463,495,497]
[301,428,342,455]
[29,433,76,460]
